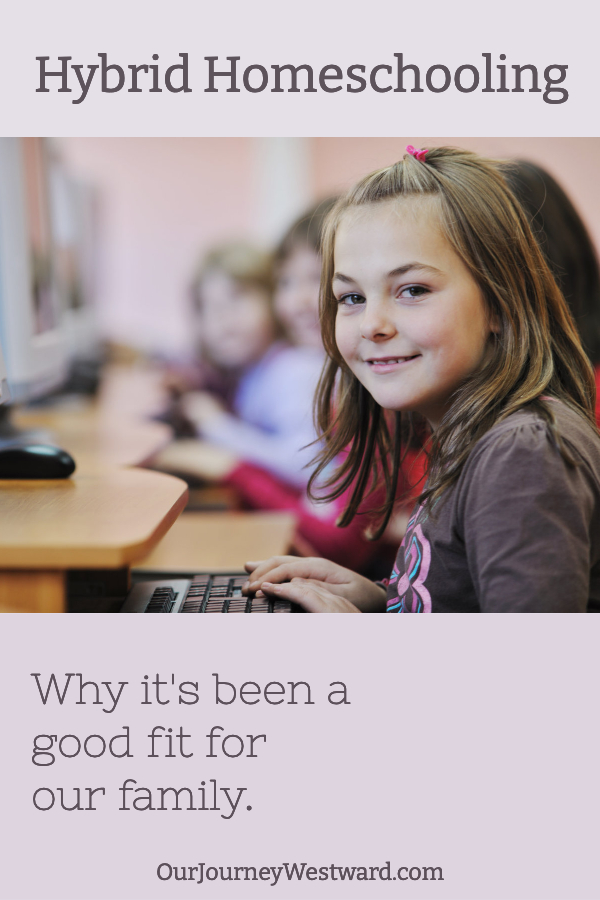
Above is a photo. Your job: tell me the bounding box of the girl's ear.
[488,308,502,334]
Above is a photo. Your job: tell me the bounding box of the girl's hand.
[244,556,387,612]
[181,391,226,426]
[151,438,238,480]
[261,579,361,613]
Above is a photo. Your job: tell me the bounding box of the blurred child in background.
[181,242,323,487]
[273,199,335,350]
[506,160,600,422]
[154,241,322,488]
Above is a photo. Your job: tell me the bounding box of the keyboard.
[121,573,293,614]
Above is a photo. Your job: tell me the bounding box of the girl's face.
[197,270,275,369]
[274,245,323,349]
[333,198,495,429]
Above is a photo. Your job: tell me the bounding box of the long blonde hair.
[310,146,596,536]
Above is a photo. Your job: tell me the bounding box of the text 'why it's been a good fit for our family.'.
[34,52,569,104]
[27,671,350,820]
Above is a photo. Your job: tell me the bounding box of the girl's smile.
[333,197,496,429]
[366,354,421,372]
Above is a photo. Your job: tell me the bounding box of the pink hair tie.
[406,145,428,162]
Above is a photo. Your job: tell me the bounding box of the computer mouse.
[0,444,76,479]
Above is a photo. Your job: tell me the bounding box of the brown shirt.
[386,401,600,613]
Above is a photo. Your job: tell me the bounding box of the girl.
[245,146,600,612]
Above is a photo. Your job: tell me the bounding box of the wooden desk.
[4,368,185,611]
[0,469,188,612]
[134,511,297,574]
[14,403,171,472]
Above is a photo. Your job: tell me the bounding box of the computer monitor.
[48,153,100,361]
[0,137,68,404]
[0,330,9,405]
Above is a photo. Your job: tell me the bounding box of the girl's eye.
[399,284,429,300]
[338,293,365,307]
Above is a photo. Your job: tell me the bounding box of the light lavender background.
[2,615,599,899]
